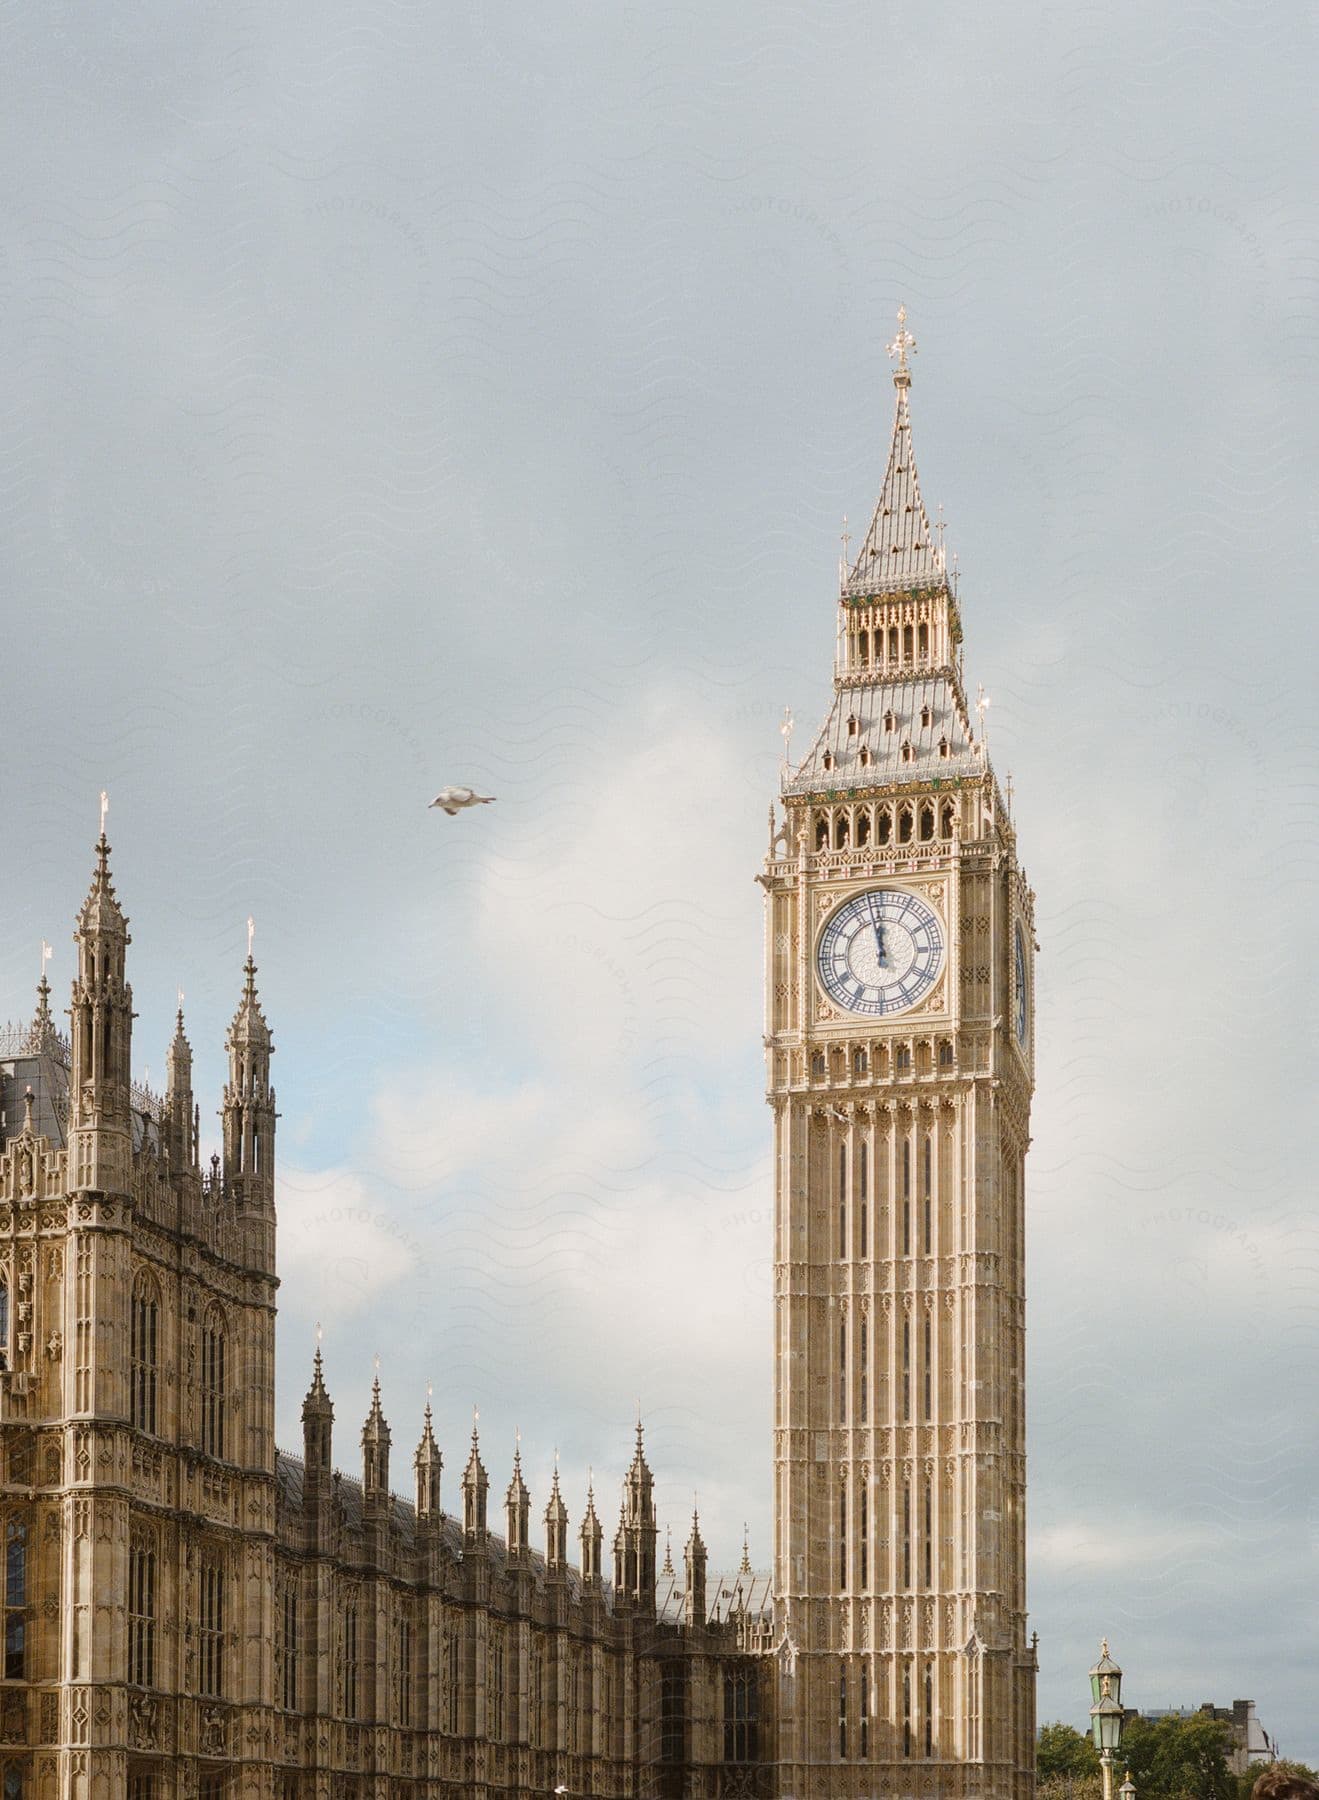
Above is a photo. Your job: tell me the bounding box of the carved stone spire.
[165,1002,197,1170]
[505,1435,531,1560]
[580,1475,604,1587]
[68,824,133,1195]
[222,931,276,1243]
[362,1371,391,1501]
[302,1338,334,1502]
[462,1411,488,1541]
[615,1413,658,1613]
[684,1505,708,1626]
[544,1454,569,1571]
[415,1397,442,1521]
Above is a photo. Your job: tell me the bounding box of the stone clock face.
[1014,922,1028,1044]
[817,887,944,1017]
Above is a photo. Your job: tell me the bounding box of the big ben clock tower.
[763,312,1037,1800]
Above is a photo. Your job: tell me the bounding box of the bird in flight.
[429,785,496,816]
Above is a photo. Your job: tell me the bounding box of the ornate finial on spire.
[780,705,794,769]
[838,514,851,595]
[663,1524,674,1576]
[40,939,52,982]
[740,1522,752,1575]
[976,683,991,753]
[22,1085,35,1133]
[887,304,916,382]
[1005,771,1015,814]
[247,915,255,959]
[514,1426,523,1471]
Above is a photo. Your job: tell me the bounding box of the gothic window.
[877,807,892,846]
[201,1308,227,1459]
[838,1483,847,1588]
[128,1771,158,1800]
[941,799,955,835]
[902,1322,911,1422]
[902,1662,913,1757]
[0,1279,8,1369]
[856,805,871,842]
[199,1561,224,1698]
[860,1664,870,1758]
[838,1669,848,1759]
[859,1324,868,1423]
[903,624,914,662]
[923,1317,933,1422]
[530,1638,545,1749]
[3,1519,26,1680]
[919,802,934,841]
[723,1666,758,1762]
[341,1596,359,1719]
[924,1135,933,1251]
[853,1047,868,1077]
[445,1617,461,1735]
[923,1478,933,1587]
[900,740,914,765]
[816,816,829,851]
[902,1140,911,1252]
[279,1578,298,1711]
[938,1040,953,1068]
[924,1661,935,1756]
[888,626,899,661]
[838,1144,847,1256]
[811,1051,825,1079]
[896,1044,911,1073]
[898,804,913,843]
[834,814,850,849]
[858,631,869,666]
[883,709,896,733]
[920,704,932,728]
[823,751,834,772]
[938,736,950,761]
[198,1775,228,1800]
[660,1662,686,1762]
[396,1613,412,1728]
[859,1483,868,1588]
[131,1272,159,1436]
[918,622,929,659]
[847,712,859,736]
[128,1534,156,1688]
[488,1627,506,1743]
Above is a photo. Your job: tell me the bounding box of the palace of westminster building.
[0,318,1037,1799]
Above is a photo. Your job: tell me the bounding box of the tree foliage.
[1120,1714,1235,1800]
[1039,1722,1102,1780]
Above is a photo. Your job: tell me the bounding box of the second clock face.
[817,888,944,1017]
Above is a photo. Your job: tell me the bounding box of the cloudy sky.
[2,0,1317,1759]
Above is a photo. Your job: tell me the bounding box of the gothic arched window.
[858,630,869,667]
[877,808,892,847]
[816,816,829,851]
[129,1534,156,1688]
[3,1518,26,1680]
[131,1271,159,1436]
[919,803,934,841]
[898,805,913,843]
[201,1308,227,1460]
[0,1279,8,1372]
[200,1560,225,1698]
[834,814,850,850]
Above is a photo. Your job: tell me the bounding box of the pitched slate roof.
[784,673,980,798]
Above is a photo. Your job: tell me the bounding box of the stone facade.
[0,845,771,1799]
[761,323,1038,1799]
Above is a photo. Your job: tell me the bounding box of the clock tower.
[763,313,1037,1799]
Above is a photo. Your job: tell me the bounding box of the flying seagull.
[429,785,496,816]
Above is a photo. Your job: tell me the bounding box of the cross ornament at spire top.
[246,915,255,959]
[99,790,109,836]
[40,940,52,977]
[887,304,916,374]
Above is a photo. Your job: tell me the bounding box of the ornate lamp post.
[1119,1775,1137,1800]
[1089,1640,1125,1800]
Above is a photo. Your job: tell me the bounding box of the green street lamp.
[1089,1640,1125,1800]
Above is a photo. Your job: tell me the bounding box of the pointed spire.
[30,968,56,1054]
[544,1451,569,1570]
[302,1328,334,1487]
[462,1405,488,1540]
[662,1525,674,1578]
[740,1522,753,1576]
[414,1389,443,1520]
[165,997,196,1169]
[580,1472,604,1586]
[77,799,129,942]
[228,924,272,1050]
[506,1431,531,1559]
[843,307,946,601]
[362,1364,391,1500]
[684,1502,708,1626]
